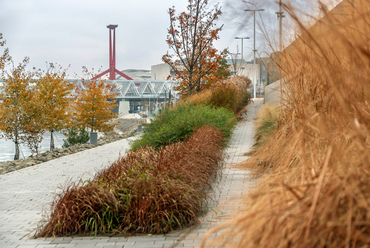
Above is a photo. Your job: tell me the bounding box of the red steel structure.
[92,25,133,80]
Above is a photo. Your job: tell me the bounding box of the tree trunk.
[14,140,20,160]
[169,90,172,107]
[50,130,55,151]
[91,116,94,133]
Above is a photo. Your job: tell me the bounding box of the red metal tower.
[92,25,133,80]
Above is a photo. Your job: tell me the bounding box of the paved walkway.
[0,99,263,248]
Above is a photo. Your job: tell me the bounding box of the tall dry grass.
[202,0,370,247]
[252,104,280,149]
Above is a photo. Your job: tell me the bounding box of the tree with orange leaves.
[162,0,223,98]
[0,33,11,70]
[0,35,45,158]
[0,56,41,159]
[35,63,73,151]
[72,79,118,136]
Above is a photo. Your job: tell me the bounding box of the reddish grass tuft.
[37,126,224,237]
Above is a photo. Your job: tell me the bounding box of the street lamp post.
[276,0,285,51]
[235,37,250,65]
[244,8,264,98]
[244,8,264,64]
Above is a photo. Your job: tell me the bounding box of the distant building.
[67,79,178,116]
[150,59,271,96]
[236,57,270,96]
[226,58,244,75]
[151,63,174,81]
[116,69,151,81]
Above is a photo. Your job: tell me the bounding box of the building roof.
[116,69,151,80]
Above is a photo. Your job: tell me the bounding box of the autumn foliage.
[36,64,73,150]
[1,34,119,157]
[72,80,118,133]
[0,57,39,159]
[163,0,223,97]
[0,33,11,70]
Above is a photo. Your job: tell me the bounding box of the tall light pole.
[235,37,250,65]
[276,0,285,51]
[245,8,264,98]
[244,8,264,64]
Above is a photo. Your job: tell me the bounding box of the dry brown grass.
[185,90,213,106]
[252,104,280,149]
[202,0,370,247]
[37,126,224,237]
[184,76,252,113]
[211,76,252,93]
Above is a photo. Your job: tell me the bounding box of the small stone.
[25,161,36,166]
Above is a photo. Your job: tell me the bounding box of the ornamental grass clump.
[201,0,370,247]
[130,76,251,152]
[37,126,224,237]
[130,103,236,151]
[185,76,252,114]
[252,104,280,149]
[207,76,252,113]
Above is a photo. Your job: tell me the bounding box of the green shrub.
[244,91,252,104]
[207,85,250,114]
[62,127,90,148]
[208,85,238,112]
[131,103,236,151]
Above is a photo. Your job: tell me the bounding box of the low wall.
[264,80,281,105]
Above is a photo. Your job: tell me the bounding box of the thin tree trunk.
[169,90,172,107]
[14,140,19,160]
[50,130,54,151]
[91,116,94,133]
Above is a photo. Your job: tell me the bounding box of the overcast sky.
[0,0,337,78]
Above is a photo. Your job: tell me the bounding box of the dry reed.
[202,0,370,247]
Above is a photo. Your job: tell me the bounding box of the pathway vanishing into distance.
[0,98,263,248]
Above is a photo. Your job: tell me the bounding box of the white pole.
[279,0,283,51]
[241,38,244,64]
[253,11,256,98]
[253,66,256,98]
[235,37,250,69]
[253,11,256,65]
[245,8,264,98]
[276,0,285,51]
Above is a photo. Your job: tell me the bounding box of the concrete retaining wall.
[264,80,281,105]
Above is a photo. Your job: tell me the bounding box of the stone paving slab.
[0,98,263,248]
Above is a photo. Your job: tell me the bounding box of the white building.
[236,58,270,97]
[151,63,173,81]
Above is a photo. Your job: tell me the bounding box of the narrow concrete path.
[0,99,263,248]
